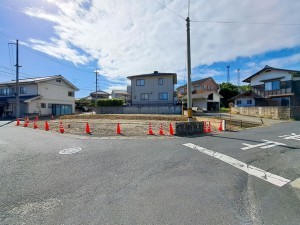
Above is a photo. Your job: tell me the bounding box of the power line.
[151,0,185,21]
[190,19,300,26]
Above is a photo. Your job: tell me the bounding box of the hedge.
[96,98,123,106]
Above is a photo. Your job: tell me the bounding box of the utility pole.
[186,17,192,122]
[94,70,99,100]
[227,65,230,83]
[9,40,20,118]
[237,69,240,92]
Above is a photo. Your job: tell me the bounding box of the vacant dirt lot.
[19,114,226,137]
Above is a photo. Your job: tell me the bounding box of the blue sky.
[1,0,300,98]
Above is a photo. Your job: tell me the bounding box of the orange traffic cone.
[16,118,20,126]
[116,122,121,134]
[59,122,64,134]
[169,123,174,135]
[33,120,38,129]
[85,122,92,134]
[159,123,164,135]
[203,121,207,133]
[45,121,50,131]
[218,120,223,132]
[147,122,154,135]
[23,119,28,127]
[207,122,211,133]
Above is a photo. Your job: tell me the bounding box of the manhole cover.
[59,147,82,155]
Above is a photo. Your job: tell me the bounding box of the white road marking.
[241,139,286,150]
[183,143,291,187]
[59,147,82,155]
[279,133,300,141]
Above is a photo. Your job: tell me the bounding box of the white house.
[111,90,129,103]
[230,65,300,107]
[0,75,79,118]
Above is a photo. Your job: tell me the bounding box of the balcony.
[251,87,293,98]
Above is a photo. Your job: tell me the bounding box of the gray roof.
[111,90,129,95]
[0,75,79,91]
[127,71,177,79]
[243,65,300,83]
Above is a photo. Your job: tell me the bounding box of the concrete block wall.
[231,106,291,119]
[96,105,182,115]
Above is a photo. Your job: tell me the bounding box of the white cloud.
[22,0,300,82]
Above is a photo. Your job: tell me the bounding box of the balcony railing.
[251,87,292,98]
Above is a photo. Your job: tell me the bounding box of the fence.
[231,106,300,120]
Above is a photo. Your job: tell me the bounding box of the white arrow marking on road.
[183,143,291,187]
[241,139,286,150]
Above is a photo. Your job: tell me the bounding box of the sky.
[0,0,300,98]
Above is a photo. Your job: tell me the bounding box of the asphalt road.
[1,121,300,225]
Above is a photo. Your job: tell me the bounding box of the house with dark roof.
[230,65,300,107]
[82,91,110,100]
[0,75,79,118]
[176,77,222,111]
[127,71,177,106]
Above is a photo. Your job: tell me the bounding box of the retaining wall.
[231,106,292,119]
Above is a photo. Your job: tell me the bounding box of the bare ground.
[18,114,231,137]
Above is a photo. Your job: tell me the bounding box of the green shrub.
[96,99,123,106]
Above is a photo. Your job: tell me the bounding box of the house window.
[0,88,13,96]
[247,100,252,105]
[265,80,280,91]
[194,85,201,90]
[68,91,74,97]
[20,86,27,94]
[203,85,207,90]
[140,93,149,100]
[56,79,61,83]
[48,103,53,108]
[180,88,185,93]
[158,78,163,85]
[136,79,145,86]
[158,92,168,100]
[41,103,46,108]
[236,100,242,105]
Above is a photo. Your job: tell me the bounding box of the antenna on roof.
[237,69,240,92]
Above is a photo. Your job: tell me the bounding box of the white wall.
[234,98,255,107]
[193,99,207,109]
[251,71,291,86]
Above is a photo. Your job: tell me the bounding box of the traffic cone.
[33,120,38,129]
[147,122,154,135]
[203,121,207,133]
[59,122,64,134]
[207,122,212,133]
[23,119,28,127]
[85,122,92,134]
[16,118,20,126]
[44,121,50,131]
[158,123,164,135]
[116,122,121,134]
[169,123,174,135]
[218,120,223,132]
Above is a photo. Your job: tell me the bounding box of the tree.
[219,83,239,107]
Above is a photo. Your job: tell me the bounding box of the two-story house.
[82,91,110,100]
[230,65,300,107]
[0,75,79,118]
[176,77,222,111]
[127,71,177,106]
[111,90,129,104]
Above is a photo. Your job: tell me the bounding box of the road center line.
[183,143,291,187]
